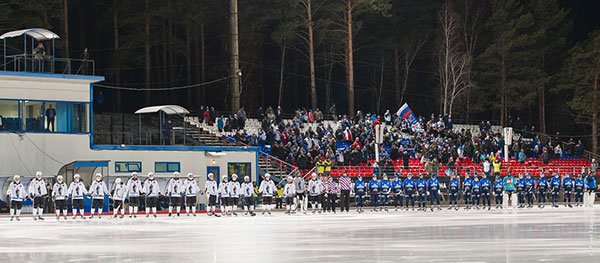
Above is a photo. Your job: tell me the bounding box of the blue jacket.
[472,180,481,192]
[562,178,574,190]
[575,179,585,191]
[379,179,391,194]
[449,179,460,192]
[354,180,366,195]
[525,178,535,191]
[416,179,427,192]
[585,175,597,190]
[550,177,561,190]
[403,179,416,191]
[463,178,474,191]
[537,178,549,189]
[369,180,380,194]
[392,180,403,194]
[494,180,504,193]
[516,178,526,191]
[427,178,440,191]
[480,178,491,190]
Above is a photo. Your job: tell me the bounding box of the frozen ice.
[1,207,599,263]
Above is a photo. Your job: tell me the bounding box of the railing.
[94,128,195,146]
[3,54,95,75]
[259,151,299,185]
[326,165,598,177]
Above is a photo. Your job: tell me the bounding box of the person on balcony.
[33,43,46,72]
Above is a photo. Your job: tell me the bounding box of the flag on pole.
[396,103,417,125]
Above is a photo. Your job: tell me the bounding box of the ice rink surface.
[1,206,599,263]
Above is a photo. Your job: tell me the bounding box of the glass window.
[115,161,142,173]
[155,162,181,173]
[228,162,252,178]
[0,100,19,131]
[21,100,45,132]
[70,103,89,133]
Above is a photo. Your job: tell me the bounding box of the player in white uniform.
[89,173,110,219]
[283,176,296,215]
[228,174,241,216]
[143,172,161,218]
[126,172,143,218]
[308,173,324,214]
[52,175,69,220]
[293,172,308,214]
[166,172,184,217]
[68,174,88,219]
[259,173,277,215]
[241,176,256,216]
[218,175,231,216]
[6,175,27,221]
[28,171,48,220]
[205,173,220,217]
[111,178,127,218]
[183,173,201,216]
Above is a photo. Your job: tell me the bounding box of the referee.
[339,171,352,212]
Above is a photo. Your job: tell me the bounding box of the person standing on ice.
[391,174,404,211]
[480,173,492,210]
[28,171,48,220]
[111,178,127,218]
[537,173,549,208]
[472,176,481,209]
[379,174,391,212]
[525,173,535,208]
[353,175,366,213]
[183,173,201,216]
[204,173,220,217]
[448,174,459,210]
[368,175,380,211]
[259,173,277,215]
[463,173,474,210]
[339,171,352,213]
[52,175,69,220]
[241,176,256,216]
[293,172,307,214]
[143,172,161,218]
[427,173,441,211]
[493,175,504,209]
[550,173,561,208]
[562,173,574,207]
[325,175,339,213]
[166,172,184,217]
[584,171,597,207]
[89,173,110,219]
[283,176,296,215]
[228,174,241,216]
[403,173,416,210]
[516,173,526,208]
[575,173,585,206]
[6,175,26,221]
[68,174,88,219]
[126,172,143,218]
[416,174,427,211]
[218,175,231,216]
[307,173,324,214]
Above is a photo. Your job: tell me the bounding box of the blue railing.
[2,54,95,75]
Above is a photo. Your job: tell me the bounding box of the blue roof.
[0,70,105,82]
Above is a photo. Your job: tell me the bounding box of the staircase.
[258,152,299,185]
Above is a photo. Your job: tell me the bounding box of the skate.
[267,211,271,215]
[133,215,137,218]
[250,212,256,216]
[430,207,434,212]
[120,215,124,219]
[193,213,197,217]
[168,213,172,217]
[10,216,14,221]
[154,214,157,218]
[98,215,102,219]
[244,212,249,216]
[34,217,37,221]
[81,216,86,219]
[488,206,491,210]
[455,206,459,211]
[146,214,150,218]
[129,215,133,218]
[90,215,94,219]
[64,216,67,220]
[73,216,77,219]
[262,210,266,215]
[38,216,44,221]
[568,204,573,208]
[177,213,180,217]
[437,206,442,211]
[56,216,60,220]
[16,217,20,221]
[214,213,221,217]
[447,206,452,210]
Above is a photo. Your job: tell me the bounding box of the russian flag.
[396,103,417,125]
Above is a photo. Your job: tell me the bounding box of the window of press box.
[155,162,181,173]
[18,100,89,133]
[0,100,19,131]
[228,162,251,179]
[115,162,142,173]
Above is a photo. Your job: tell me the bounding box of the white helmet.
[74,174,81,181]
[286,176,293,182]
[57,175,64,183]
[115,178,122,184]
[187,173,194,179]
[148,172,155,179]
[265,173,271,179]
[173,172,180,178]
[95,173,103,180]
[244,176,250,182]
[232,174,238,180]
[132,172,138,178]
[311,172,317,179]
[13,175,21,182]
[35,171,42,178]
[208,173,214,180]
[222,175,229,181]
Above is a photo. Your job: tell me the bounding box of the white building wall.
[0,76,91,102]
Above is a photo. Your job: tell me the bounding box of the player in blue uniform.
[584,172,597,207]
[537,173,549,208]
[354,175,366,213]
[427,174,441,211]
[416,174,427,211]
[516,173,526,208]
[404,173,416,210]
[391,174,404,211]
[574,174,585,206]
[525,173,535,208]
[463,173,474,209]
[493,175,504,209]
[368,175,380,211]
[379,174,391,211]
[472,176,481,209]
[448,175,460,210]
[550,173,561,208]
[562,173,574,208]
[480,173,492,210]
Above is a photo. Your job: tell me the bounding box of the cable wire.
[94,76,231,91]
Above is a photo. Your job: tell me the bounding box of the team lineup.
[4,169,599,221]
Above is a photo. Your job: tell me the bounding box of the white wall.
[0,77,91,102]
